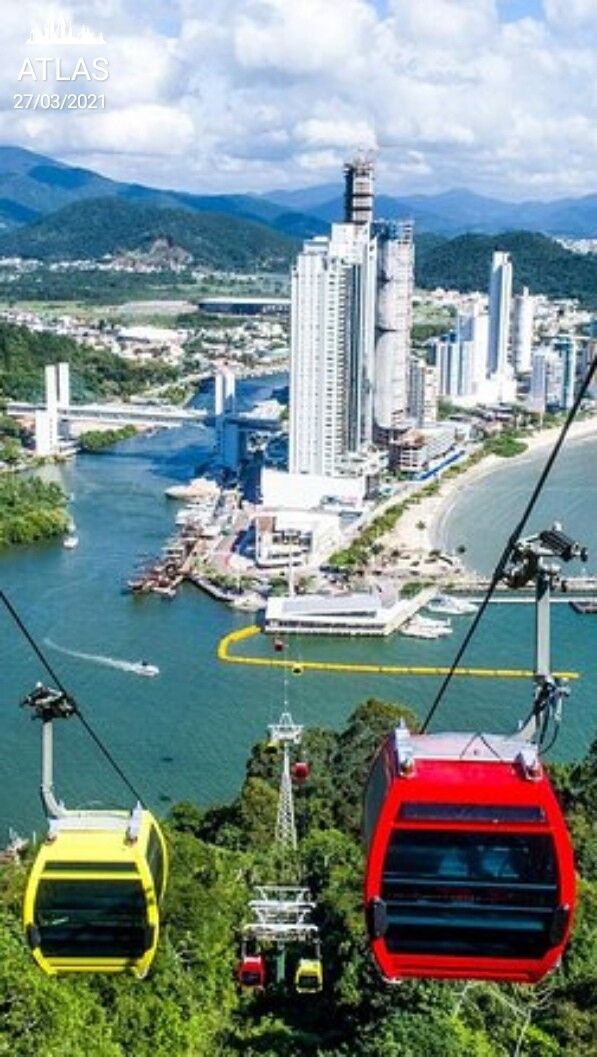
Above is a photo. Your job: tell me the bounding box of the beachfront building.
[513,287,535,374]
[529,348,564,412]
[555,334,577,410]
[582,319,597,400]
[373,220,414,441]
[435,305,487,405]
[529,336,578,413]
[408,358,438,425]
[487,251,513,378]
[392,422,459,477]
[288,220,377,477]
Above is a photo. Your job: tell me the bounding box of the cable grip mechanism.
[503,523,587,747]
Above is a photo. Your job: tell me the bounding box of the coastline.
[389,417,597,562]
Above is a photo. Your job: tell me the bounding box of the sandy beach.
[386,416,597,560]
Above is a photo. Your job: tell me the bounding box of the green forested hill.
[416,231,597,307]
[0,146,325,239]
[0,322,177,402]
[0,197,298,269]
[0,698,594,1057]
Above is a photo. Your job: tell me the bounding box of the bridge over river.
[7,401,282,432]
[7,400,209,428]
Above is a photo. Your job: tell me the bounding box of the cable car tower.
[269,711,302,852]
[239,708,322,992]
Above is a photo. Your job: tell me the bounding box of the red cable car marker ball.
[363,726,576,984]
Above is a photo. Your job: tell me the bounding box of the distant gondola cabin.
[23,807,167,977]
[238,954,266,988]
[295,957,323,993]
[363,726,576,984]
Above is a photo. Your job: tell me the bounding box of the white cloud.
[234,0,376,75]
[0,0,595,198]
[544,0,597,29]
[294,118,377,150]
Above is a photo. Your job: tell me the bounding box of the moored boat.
[569,599,597,614]
[426,594,478,615]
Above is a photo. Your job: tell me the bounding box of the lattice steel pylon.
[268,712,303,853]
[241,710,320,985]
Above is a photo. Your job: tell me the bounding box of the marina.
[1,380,596,840]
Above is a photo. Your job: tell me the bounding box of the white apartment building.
[512,287,535,373]
[555,335,577,410]
[289,222,377,477]
[408,358,438,424]
[530,348,564,411]
[373,221,414,436]
[436,303,488,404]
[487,251,513,378]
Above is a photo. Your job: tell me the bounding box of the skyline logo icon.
[27,16,106,46]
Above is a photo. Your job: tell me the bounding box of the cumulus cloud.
[0,0,596,198]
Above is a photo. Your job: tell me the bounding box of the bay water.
[1,385,595,840]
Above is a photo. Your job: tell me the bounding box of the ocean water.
[434,436,597,576]
[1,395,595,840]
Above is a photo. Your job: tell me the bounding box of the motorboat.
[134,661,160,677]
[63,534,79,550]
[401,623,445,640]
[401,615,453,639]
[426,594,478,616]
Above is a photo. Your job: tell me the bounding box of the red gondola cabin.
[238,954,266,988]
[364,726,576,984]
[293,761,310,782]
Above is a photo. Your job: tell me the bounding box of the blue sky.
[1,1,595,200]
[498,0,545,19]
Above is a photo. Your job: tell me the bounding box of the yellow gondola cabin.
[24,805,167,976]
[295,956,323,993]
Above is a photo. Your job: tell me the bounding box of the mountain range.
[263,185,597,238]
[0,147,595,304]
[0,146,325,240]
[0,146,595,239]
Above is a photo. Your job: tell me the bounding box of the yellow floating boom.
[217,626,579,680]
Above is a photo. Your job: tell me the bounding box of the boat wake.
[43,639,159,677]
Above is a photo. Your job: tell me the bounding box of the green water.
[1,389,596,840]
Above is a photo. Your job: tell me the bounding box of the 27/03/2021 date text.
[13,93,106,110]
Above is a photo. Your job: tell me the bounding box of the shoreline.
[389,417,597,564]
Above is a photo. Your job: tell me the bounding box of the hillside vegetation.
[0,322,177,402]
[0,197,298,270]
[0,146,325,238]
[416,231,597,308]
[0,476,68,546]
[0,698,594,1056]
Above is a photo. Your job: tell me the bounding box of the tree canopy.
[0,697,594,1056]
